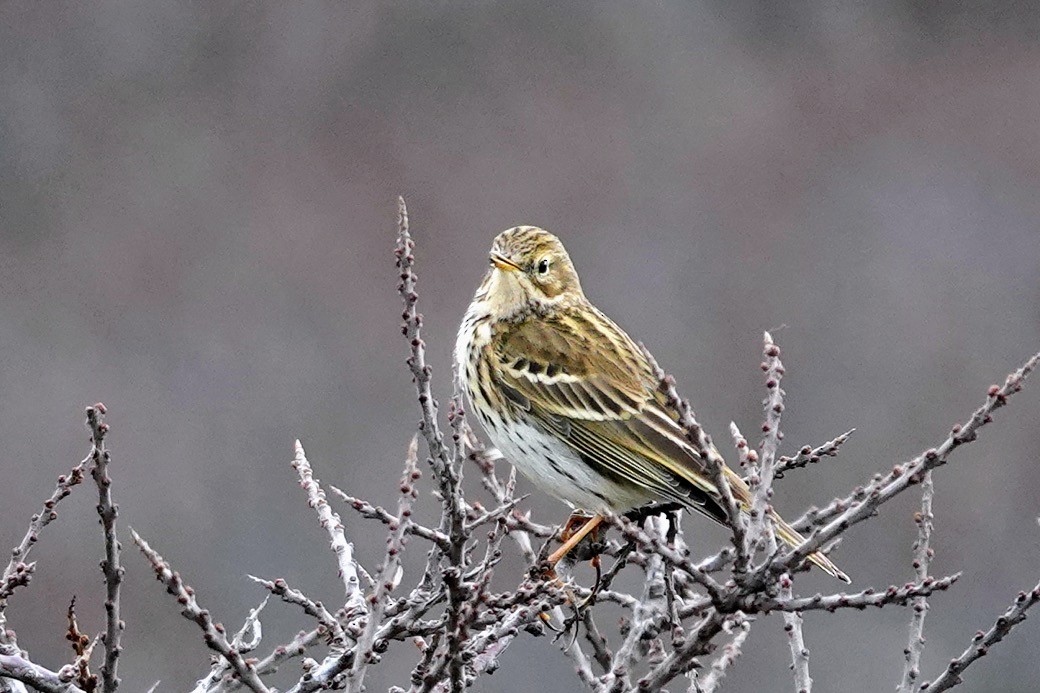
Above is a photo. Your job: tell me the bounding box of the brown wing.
[489,305,747,513]
[489,305,849,581]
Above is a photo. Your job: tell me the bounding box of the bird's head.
[481,226,584,317]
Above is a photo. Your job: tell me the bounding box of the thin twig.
[346,437,420,692]
[747,346,812,692]
[643,346,747,571]
[291,440,365,613]
[610,514,725,605]
[330,488,448,548]
[130,529,270,693]
[749,574,959,614]
[919,576,1040,692]
[248,577,345,648]
[781,577,811,693]
[192,598,269,693]
[897,471,935,693]
[776,350,1040,578]
[65,597,98,693]
[395,196,450,473]
[747,332,784,557]
[85,405,123,693]
[604,515,670,691]
[775,429,855,479]
[0,456,88,605]
[687,615,750,693]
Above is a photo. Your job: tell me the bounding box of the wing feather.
[490,307,730,510]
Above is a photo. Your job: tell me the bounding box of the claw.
[538,610,563,633]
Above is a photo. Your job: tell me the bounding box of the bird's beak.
[490,252,522,272]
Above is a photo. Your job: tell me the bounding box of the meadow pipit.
[455,226,848,581]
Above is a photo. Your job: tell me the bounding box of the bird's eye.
[537,258,550,275]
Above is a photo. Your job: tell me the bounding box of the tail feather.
[678,463,851,582]
[772,511,851,583]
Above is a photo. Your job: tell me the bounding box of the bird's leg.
[547,514,605,567]
[536,515,607,634]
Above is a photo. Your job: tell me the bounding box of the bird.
[455,226,849,582]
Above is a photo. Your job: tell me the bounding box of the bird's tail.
[771,510,851,583]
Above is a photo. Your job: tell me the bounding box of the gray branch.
[897,471,935,693]
[291,440,365,614]
[687,615,750,693]
[775,350,1040,579]
[919,575,1040,692]
[130,529,271,693]
[0,646,84,693]
[775,429,855,479]
[86,405,123,693]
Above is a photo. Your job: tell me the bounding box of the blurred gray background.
[2,2,1039,691]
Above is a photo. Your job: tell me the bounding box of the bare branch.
[66,597,98,693]
[291,440,365,613]
[636,612,726,691]
[248,577,345,649]
[745,355,813,693]
[582,610,613,672]
[395,195,450,473]
[610,514,725,605]
[604,515,670,690]
[919,576,1040,692]
[0,646,85,693]
[193,598,270,693]
[130,529,270,693]
[346,437,420,692]
[5,202,1038,693]
[897,471,935,693]
[230,597,268,653]
[250,625,323,679]
[0,475,83,599]
[751,574,959,614]
[0,429,90,630]
[776,350,1040,578]
[643,346,747,571]
[747,332,784,554]
[85,405,123,693]
[687,615,750,693]
[775,429,855,479]
[781,583,811,693]
[0,564,34,602]
[331,487,448,548]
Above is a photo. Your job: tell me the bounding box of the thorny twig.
[775,429,855,480]
[65,597,98,693]
[687,615,750,693]
[86,405,123,693]
[130,530,270,693]
[754,338,812,693]
[345,436,420,692]
[919,575,1040,692]
[291,440,365,613]
[897,471,935,693]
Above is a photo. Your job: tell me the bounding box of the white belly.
[480,409,650,514]
[456,301,650,514]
